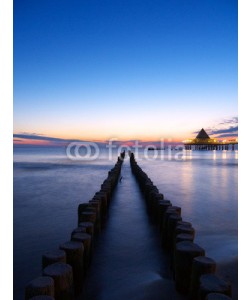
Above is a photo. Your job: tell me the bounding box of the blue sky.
[14,0,238,143]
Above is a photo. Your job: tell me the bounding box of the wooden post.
[78,222,94,237]
[42,250,66,269]
[78,211,96,226]
[71,232,92,269]
[59,241,84,295]
[175,241,205,293]
[25,277,55,300]
[175,233,194,243]
[198,274,232,300]
[89,200,101,232]
[189,256,216,299]
[43,263,74,300]
[205,293,232,299]
[177,221,192,227]
[167,214,182,251]
[157,200,172,231]
[29,296,55,300]
[175,225,195,239]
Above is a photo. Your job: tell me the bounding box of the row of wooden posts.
[129,152,232,300]
[25,151,126,300]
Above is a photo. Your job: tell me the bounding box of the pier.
[25,151,233,300]
[183,129,238,151]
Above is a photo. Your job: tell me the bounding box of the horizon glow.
[14,0,238,145]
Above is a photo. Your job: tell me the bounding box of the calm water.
[14,146,238,299]
[138,150,238,263]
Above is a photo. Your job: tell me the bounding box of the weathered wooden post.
[175,224,195,239]
[94,191,108,216]
[25,277,55,300]
[78,222,94,237]
[43,263,74,300]
[78,211,96,227]
[29,296,55,300]
[60,241,84,294]
[42,250,66,269]
[157,200,172,230]
[175,233,194,243]
[189,256,216,299]
[175,241,205,293]
[162,207,181,248]
[198,274,232,300]
[89,200,102,232]
[177,221,192,227]
[205,293,232,300]
[71,232,92,269]
[167,214,182,252]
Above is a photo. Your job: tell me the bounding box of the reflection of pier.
[183,128,238,151]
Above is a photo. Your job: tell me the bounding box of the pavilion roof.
[196,128,210,139]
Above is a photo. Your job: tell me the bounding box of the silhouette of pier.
[184,128,238,150]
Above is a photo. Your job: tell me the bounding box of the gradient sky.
[14,0,238,144]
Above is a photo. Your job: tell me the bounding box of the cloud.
[218,117,238,125]
[215,133,238,138]
[211,126,238,135]
[13,133,84,143]
[18,132,45,136]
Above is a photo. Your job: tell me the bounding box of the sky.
[14,0,238,145]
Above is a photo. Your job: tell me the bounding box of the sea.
[13,146,238,299]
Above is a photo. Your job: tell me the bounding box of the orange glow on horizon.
[13,138,54,146]
[13,134,185,146]
[13,127,238,146]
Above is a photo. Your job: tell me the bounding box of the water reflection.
[182,150,192,160]
[213,150,216,160]
[222,150,227,159]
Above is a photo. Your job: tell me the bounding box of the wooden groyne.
[129,152,232,300]
[24,150,233,300]
[25,152,125,300]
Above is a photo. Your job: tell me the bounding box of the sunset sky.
[14,0,238,145]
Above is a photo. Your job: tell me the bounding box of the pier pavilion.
[183,128,238,150]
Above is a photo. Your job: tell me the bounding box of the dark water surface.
[14,147,238,299]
